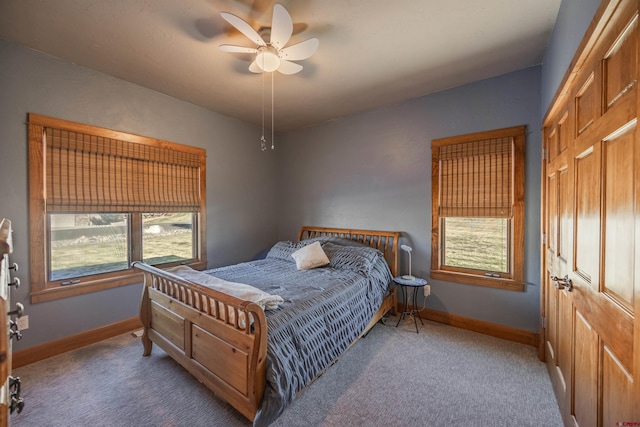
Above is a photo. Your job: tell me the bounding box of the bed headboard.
[298,226,400,277]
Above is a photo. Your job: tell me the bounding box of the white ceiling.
[0,0,562,131]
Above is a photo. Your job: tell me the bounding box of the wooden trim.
[30,260,207,304]
[429,270,525,292]
[406,305,539,347]
[432,125,527,146]
[28,113,206,155]
[13,317,143,368]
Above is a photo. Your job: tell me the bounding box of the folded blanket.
[167,265,284,311]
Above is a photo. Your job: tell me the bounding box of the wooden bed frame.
[133,226,400,421]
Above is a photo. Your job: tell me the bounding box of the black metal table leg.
[395,285,407,327]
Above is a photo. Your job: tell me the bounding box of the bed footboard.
[132,261,267,421]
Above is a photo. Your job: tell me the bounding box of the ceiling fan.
[219,3,319,75]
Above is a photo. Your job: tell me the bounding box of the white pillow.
[291,241,330,270]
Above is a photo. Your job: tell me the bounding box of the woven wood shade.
[438,137,513,218]
[44,127,202,213]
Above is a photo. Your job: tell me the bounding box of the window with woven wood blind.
[28,114,207,303]
[431,125,525,291]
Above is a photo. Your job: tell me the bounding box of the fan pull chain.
[260,70,267,151]
[271,71,275,150]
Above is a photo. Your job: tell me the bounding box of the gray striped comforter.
[204,237,393,426]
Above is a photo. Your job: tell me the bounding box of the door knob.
[7,303,24,318]
[551,275,573,291]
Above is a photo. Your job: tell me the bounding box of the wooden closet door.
[541,1,639,425]
[543,143,573,421]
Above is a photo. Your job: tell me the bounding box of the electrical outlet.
[16,315,29,331]
[423,285,430,297]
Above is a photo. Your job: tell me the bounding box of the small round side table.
[393,276,427,333]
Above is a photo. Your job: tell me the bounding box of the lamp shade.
[400,245,414,280]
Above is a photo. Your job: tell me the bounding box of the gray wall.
[277,67,543,332]
[0,39,279,351]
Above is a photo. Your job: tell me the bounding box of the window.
[28,114,207,302]
[431,125,525,291]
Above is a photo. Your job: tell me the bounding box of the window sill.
[31,260,208,303]
[430,270,525,292]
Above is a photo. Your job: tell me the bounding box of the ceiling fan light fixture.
[220,4,318,150]
[255,46,281,72]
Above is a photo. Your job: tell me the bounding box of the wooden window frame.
[431,125,526,291]
[28,114,207,303]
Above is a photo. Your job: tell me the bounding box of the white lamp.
[255,45,281,72]
[400,244,414,280]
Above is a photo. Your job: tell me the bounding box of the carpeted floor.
[12,316,562,427]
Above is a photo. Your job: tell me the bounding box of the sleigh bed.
[132,226,400,425]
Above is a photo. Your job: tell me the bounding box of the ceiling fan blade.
[277,60,303,75]
[270,4,293,50]
[219,44,258,54]
[249,60,263,73]
[279,38,319,61]
[220,12,266,47]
